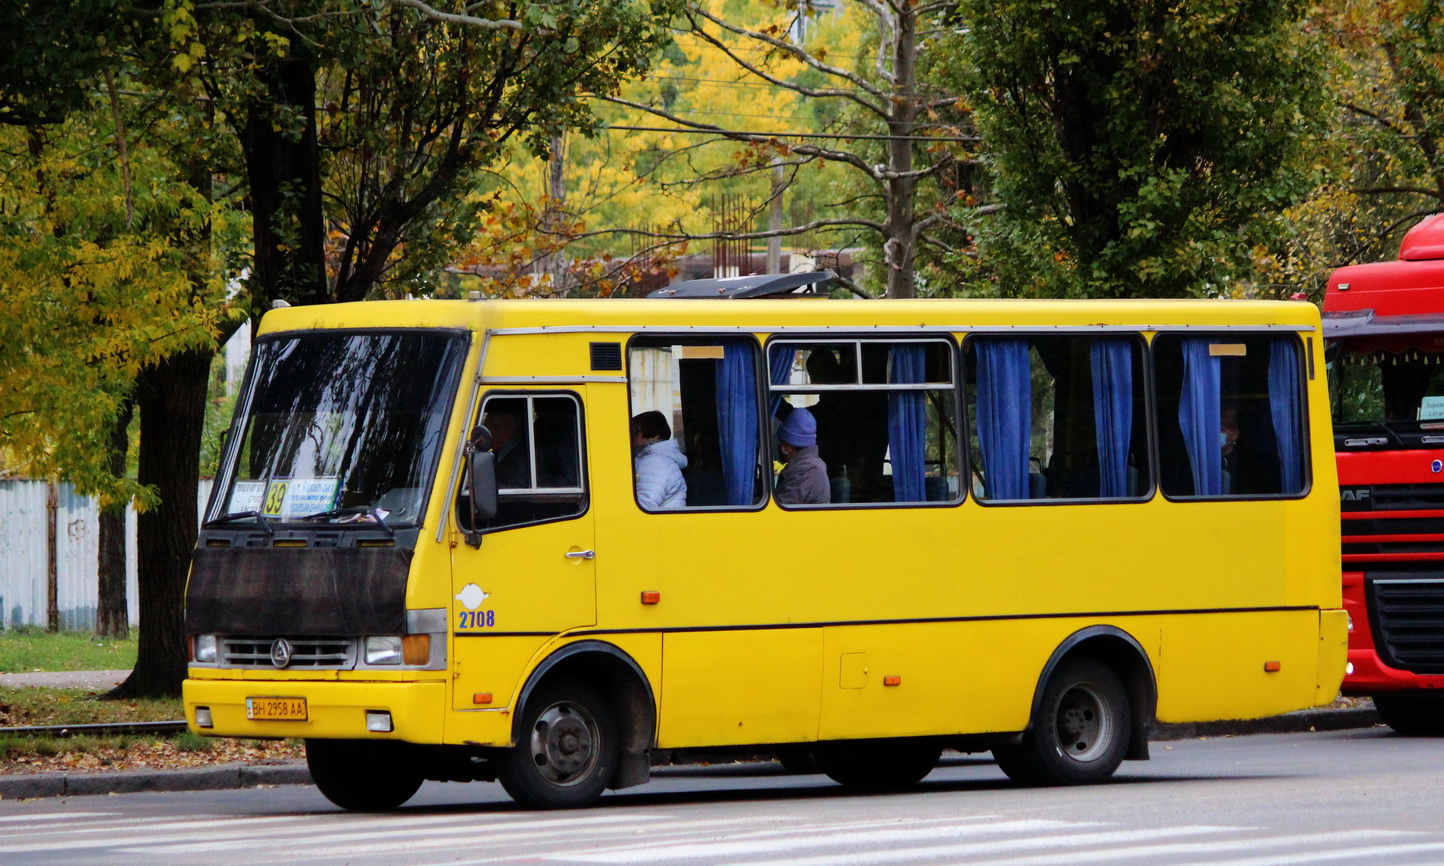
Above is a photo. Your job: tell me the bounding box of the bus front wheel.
[496,677,619,809]
[306,739,425,811]
[993,657,1130,786]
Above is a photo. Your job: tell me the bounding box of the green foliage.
[0,1,129,126]
[953,0,1331,298]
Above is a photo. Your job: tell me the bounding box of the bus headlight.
[193,634,218,664]
[365,636,403,665]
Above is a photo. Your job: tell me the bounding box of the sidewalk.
[0,671,1383,801]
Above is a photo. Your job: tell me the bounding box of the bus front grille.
[1369,576,1444,674]
[220,637,357,669]
[1341,483,1444,563]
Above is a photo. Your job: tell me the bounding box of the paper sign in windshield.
[261,477,341,518]
[227,481,266,514]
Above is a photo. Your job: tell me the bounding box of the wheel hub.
[1055,683,1112,762]
[530,702,598,785]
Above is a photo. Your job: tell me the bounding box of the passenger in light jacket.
[631,411,688,509]
[774,407,830,505]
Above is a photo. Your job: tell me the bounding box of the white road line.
[0,812,118,825]
[376,816,1007,866]
[538,820,1105,864]
[0,813,315,842]
[1172,840,1444,866]
[951,829,1422,866]
[114,812,716,857]
[734,826,1242,866]
[5,812,654,855]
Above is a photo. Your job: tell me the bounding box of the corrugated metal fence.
[0,479,213,631]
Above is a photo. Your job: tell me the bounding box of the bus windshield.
[211,330,468,527]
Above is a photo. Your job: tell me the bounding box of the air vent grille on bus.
[1368,576,1444,674]
[590,342,623,371]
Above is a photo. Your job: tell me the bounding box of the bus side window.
[965,334,1149,502]
[627,338,766,510]
[1154,333,1307,498]
[767,339,962,506]
[458,393,587,532]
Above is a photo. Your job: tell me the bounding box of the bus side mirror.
[465,446,498,548]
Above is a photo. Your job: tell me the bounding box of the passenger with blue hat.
[775,407,830,505]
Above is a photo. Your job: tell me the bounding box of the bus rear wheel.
[817,740,941,791]
[306,739,425,811]
[496,678,619,809]
[1374,693,1444,735]
[993,657,1130,786]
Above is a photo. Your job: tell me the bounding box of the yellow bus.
[183,275,1347,810]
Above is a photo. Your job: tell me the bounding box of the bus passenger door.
[450,390,595,712]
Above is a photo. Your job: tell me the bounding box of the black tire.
[306,739,425,811]
[816,740,941,792]
[1374,693,1444,736]
[495,677,619,809]
[993,657,1131,786]
[776,747,822,775]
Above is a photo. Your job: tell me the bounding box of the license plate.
[246,696,307,721]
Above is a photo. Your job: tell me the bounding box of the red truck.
[1325,213,1444,734]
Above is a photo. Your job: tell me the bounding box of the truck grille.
[220,637,356,669]
[1341,484,1444,563]
[1369,576,1444,674]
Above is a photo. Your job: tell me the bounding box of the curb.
[0,761,312,801]
[0,708,1384,801]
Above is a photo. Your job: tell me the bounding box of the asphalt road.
[1,726,1441,866]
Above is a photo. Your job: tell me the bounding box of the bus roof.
[257,296,1322,340]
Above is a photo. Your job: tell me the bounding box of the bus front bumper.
[183,677,446,743]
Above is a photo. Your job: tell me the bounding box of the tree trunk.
[241,47,327,308]
[109,348,212,699]
[883,8,919,300]
[95,398,134,640]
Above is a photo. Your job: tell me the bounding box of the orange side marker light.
[640,591,661,605]
[883,675,902,687]
[473,693,493,705]
[1263,661,1282,673]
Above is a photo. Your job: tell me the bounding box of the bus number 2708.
[459,610,495,629]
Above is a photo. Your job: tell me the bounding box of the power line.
[605,125,978,143]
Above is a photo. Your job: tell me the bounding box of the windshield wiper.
[298,506,394,535]
[202,511,274,534]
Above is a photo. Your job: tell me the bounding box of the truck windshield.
[1330,342,1444,427]
[211,330,467,526]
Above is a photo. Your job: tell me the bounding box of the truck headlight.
[193,634,218,664]
[365,636,403,665]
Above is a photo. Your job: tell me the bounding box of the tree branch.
[684,3,890,112]
[389,0,524,31]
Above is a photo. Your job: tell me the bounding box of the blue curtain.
[769,344,795,418]
[715,340,759,506]
[976,339,1032,500]
[1179,339,1223,496]
[1268,339,1304,493]
[1090,340,1133,498]
[888,345,927,502]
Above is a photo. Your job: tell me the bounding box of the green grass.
[0,629,137,673]
[0,686,181,726]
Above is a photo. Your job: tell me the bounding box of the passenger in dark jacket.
[774,407,830,505]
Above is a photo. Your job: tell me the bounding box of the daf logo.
[1340,488,1371,503]
[270,638,293,669]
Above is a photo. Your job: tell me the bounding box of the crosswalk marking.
[3,804,1444,866]
[552,819,1105,864]
[1171,841,1444,866]
[954,829,1422,866]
